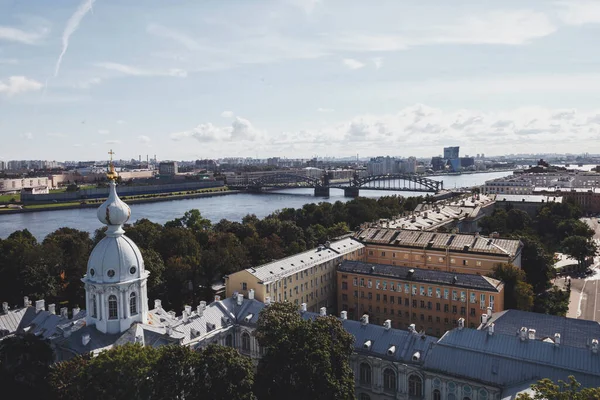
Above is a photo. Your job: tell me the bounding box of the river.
[0,171,513,240]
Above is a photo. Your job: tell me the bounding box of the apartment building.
[225,238,365,313]
[483,177,534,195]
[337,260,504,336]
[354,228,523,274]
[0,177,50,194]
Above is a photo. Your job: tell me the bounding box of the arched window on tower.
[359,363,372,385]
[408,374,423,398]
[130,292,138,316]
[91,294,97,318]
[433,389,441,400]
[108,295,118,320]
[383,368,396,392]
[242,332,251,352]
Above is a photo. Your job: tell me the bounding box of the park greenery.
[481,201,597,315]
[516,376,600,400]
[0,302,355,400]
[0,195,422,312]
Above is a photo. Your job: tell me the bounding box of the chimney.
[72,307,80,319]
[488,323,495,336]
[383,320,391,330]
[196,305,204,317]
[2,302,7,314]
[361,314,369,326]
[319,307,326,316]
[248,289,255,300]
[182,309,188,323]
[519,327,527,341]
[23,296,30,308]
[200,300,207,308]
[554,333,561,346]
[592,339,599,354]
[340,311,347,320]
[60,307,68,319]
[35,299,45,313]
[458,318,465,330]
[62,326,72,338]
[487,306,492,318]
[185,305,192,316]
[363,340,372,350]
[301,303,307,313]
[154,299,162,309]
[387,345,396,356]
[236,294,243,306]
[48,304,56,315]
[481,314,488,324]
[166,325,173,336]
[214,295,221,302]
[528,328,536,340]
[82,333,91,346]
[408,323,416,333]
[264,296,271,305]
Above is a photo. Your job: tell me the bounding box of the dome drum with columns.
[82,160,149,335]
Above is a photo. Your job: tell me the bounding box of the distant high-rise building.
[0,161,5,171]
[159,161,178,176]
[443,146,460,160]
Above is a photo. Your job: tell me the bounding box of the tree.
[150,345,199,400]
[561,236,597,271]
[0,335,54,399]
[140,247,166,301]
[534,286,570,316]
[519,236,553,294]
[516,376,600,400]
[48,354,91,400]
[490,263,534,311]
[255,302,355,400]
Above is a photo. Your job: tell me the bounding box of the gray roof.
[0,307,36,337]
[480,309,600,350]
[243,237,364,283]
[495,194,562,203]
[339,260,503,292]
[354,229,522,258]
[423,328,600,388]
[302,311,437,365]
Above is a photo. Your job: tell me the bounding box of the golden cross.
[108,149,115,162]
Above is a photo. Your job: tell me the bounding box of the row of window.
[343,299,485,317]
[366,251,483,266]
[90,292,138,320]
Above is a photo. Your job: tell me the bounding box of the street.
[557,217,600,322]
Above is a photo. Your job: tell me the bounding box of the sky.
[1,0,600,161]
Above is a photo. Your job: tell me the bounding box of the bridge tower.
[344,187,359,197]
[314,185,330,197]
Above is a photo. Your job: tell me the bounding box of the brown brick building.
[355,228,523,274]
[337,260,504,337]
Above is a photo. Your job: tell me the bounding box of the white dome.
[97,181,130,229]
[86,235,146,283]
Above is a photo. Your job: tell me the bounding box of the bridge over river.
[229,171,443,197]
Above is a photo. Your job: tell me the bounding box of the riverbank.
[427,168,515,178]
[0,189,240,215]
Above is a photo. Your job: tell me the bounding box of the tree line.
[481,200,597,315]
[0,195,422,313]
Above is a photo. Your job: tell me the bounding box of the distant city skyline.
[1,0,600,160]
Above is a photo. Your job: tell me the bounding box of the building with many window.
[337,260,504,336]
[0,177,50,194]
[225,238,365,313]
[354,228,523,274]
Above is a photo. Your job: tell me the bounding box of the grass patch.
[0,193,20,203]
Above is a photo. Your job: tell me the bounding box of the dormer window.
[363,340,372,350]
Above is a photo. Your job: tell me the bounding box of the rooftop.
[354,228,522,257]
[494,194,562,203]
[243,237,364,283]
[339,260,503,292]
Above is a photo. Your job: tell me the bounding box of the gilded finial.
[107,149,118,181]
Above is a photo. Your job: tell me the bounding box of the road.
[558,218,600,322]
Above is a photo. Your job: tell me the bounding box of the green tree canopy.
[490,263,534,311]
[516,376,600,400]
[561,235,597,270]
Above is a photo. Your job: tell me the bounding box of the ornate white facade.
[82,181,149,334]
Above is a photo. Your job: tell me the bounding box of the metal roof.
[244,237,364,283]
[339,260,503,292]
[495,194,562,203]
[480,309,600,350]
[423,328,600,388]
[354,229,521,257]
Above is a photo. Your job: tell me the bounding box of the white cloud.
[21,132,33,140]
[556,0,600,25]
[221,110,234,118]
[98,129,110,135]
[0,76,43,96]
[0,25,49,44]
[105,139,121,145]
[317,108,334,113]
[372,57,383,70]
[171,117,264,142]
[74,77,102,89]
[138,135,151,145]
[55,0,97,77]
[342,58,365,70]
[95,62,188,78]
[147,24,202,50]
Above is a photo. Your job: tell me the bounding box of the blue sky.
[1,0,600,161]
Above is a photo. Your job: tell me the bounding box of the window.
[433,389,441,400]
[368,292,373,300]
[436,288,441,298]
[368,280,372,288]
[342,282,348,290]
[383,368,396,392]
[444,304,449,312]
[470,293,476,303]
[383,281,387,290]
[420,286,425,296]
[354,291,358,298]
[392,252,397,258]
[490,295,495,310]
[463,260,468,266]
[480,293,486,309]
[427,301,432,310]
[476,261,482,266]
[450,258,455,264]
[353,278,358,286]
[420,300,425,308]
[404,253,409,259]
[436,303,440,311]
[412,285,417,295]
[460,307,466,315]
[359,363,371,385]
[381,251,386,257]
[428,287,432,297]
[368,250,373,256]
[412,300,417,308]
[376,280,381,289]
[342,294,348,301]
[405,284,410,293]
[376,294,381,301]
[460,291,466,302]
[452,290,458,301]
[242,282,247,290]
[242,332,251,352]
[390,296,394,304]
[452,305,457,314]
[408,375,423,397]
[225,334,232,347]
[91,294,97,318]
[108,295,118,320]
[130,292,138,316]
[444,289,449,299]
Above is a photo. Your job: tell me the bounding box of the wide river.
[0,171,512,240]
